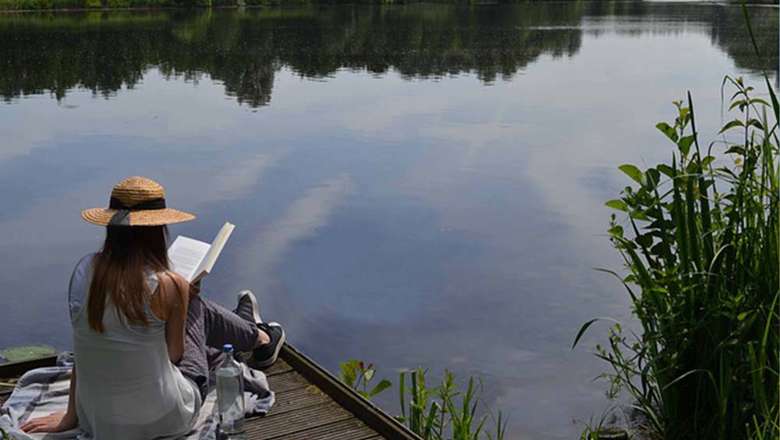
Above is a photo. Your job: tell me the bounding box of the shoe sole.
[254,325,286,369]
[236,290,262,325]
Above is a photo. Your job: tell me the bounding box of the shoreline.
[1,0,777,15]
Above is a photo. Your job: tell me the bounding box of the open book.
[168,222,235,283]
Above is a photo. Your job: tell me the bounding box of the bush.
[575,76,779,439]
[106,0,129,7]
[0,0,202,9]
[0,0,81,10]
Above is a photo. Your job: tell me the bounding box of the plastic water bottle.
[216,344,245,437]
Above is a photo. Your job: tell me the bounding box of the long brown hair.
[88,225,169,332]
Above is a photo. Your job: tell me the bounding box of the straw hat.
[81,176,196,226]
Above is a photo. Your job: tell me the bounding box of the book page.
[192,222,235,282]
[168,236,211,282]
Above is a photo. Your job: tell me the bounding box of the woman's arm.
[64,367,78,425]
[20,367,78,433]
[155,272,191,364]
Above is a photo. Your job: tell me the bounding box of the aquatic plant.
[578,408,630,440]
[580,427,628,440]
[397,368,506,440]
[338,359,392,400]
[0,345,56,364]
[573,5,779,438]
[573,62,779,440]
[338,360,507,439]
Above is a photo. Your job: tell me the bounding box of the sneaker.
[234,290,262,325]
[252,322,286,368]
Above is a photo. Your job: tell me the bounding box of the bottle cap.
[223,344,234,353]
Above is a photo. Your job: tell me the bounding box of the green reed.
[339,359,507,440]
[574,72,779,439]
[398,368,506,440]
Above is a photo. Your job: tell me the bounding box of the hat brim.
[81,207,196,226]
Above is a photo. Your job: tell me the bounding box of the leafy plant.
[399,368,444,439]
[579,426,629,440]
[577,406,628,440]
[574,74,779,439]
[445,376,486,440]
[486,411,507,440]
[338,361,509,439]
[339,359,392,400]
[0,345,56,363]
[574,6,780,439]
[398,368,506,440]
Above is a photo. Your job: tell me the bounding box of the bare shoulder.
[160,271,188,288]
[154,271,190,310]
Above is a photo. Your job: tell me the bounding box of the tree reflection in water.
[0,2,776,106]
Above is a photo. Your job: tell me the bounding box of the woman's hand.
[20,411,77,433]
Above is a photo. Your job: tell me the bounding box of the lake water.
[0,2,777,438]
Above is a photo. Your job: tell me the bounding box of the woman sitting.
[20,176,285,438]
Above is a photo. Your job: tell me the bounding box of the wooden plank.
[268,384,331,416]
[0,346,412,440]
[267,417,379,440]
[266,370,309,393]
[262,358,293,376]
[245,401,354,438]
[0,356,57,378]
[279,345,419,440]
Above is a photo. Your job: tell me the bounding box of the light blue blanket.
[0,353,274,440]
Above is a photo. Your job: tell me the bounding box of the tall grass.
[574,63,779,440]
[397,369,507,440]
[339,360,507,439]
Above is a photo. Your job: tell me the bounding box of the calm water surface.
[0,2,777,438]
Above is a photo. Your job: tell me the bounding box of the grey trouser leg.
[177,294,259,398]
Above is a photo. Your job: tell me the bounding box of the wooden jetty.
[0,344,419,440]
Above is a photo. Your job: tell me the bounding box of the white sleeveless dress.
[68,254,201,439]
